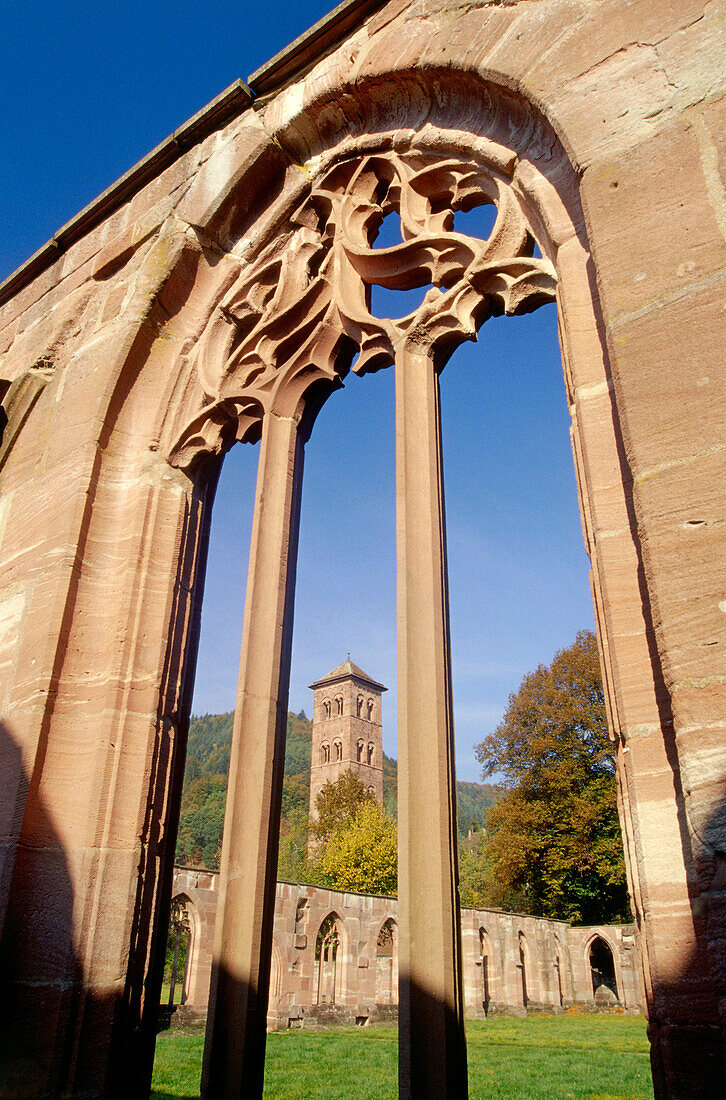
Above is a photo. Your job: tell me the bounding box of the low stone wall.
[170,867,643,1029]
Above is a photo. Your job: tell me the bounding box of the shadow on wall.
[399,977,468,1098]
[646,788,726,1100]
[0,720,116,1099]
[587,251,725,1098]
[1,703,725,1100]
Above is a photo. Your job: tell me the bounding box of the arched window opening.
[335,696,343,716]
[164,896,191,1006]
[315,914,341,1005]
[322,742,330,764]
[479,928,492,1015]
[366,699,374,721]
[334,740,342,762]
[357,739,364,763]
[357,695,364,717]
[367,785,376,796]
[367,742,375,765]
[518,932,529,1009]
[375,919,398,1005]
[323,699,331,719]
[589,937,618,1003]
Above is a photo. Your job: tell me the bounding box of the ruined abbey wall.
[171,868,643,1027]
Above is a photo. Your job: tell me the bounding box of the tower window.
[323,700,331,719]
[335,696,343,716]
[356,695,363,717]
[367,699,374,721]
[334,740,342,762]
[367,742,374,765]
[322,743,330,764]
[357,739,364,763]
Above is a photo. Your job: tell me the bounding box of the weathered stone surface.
[171,869,644,1026]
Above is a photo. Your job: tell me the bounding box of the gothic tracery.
[169,145,556,470]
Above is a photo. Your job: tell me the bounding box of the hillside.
[175,710,498,870]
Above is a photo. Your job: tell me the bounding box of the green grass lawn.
[151,1014,654,1100]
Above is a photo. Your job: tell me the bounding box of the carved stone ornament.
[169,148,556,470]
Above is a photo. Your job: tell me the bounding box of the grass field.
[151,1014,654,1099]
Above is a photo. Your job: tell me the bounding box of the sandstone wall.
[171,867,643,1027]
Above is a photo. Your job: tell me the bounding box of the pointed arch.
[314,912,345,1006]
[375,917,398,1005]
[586,934,619,1003]
[479,927,494,1016]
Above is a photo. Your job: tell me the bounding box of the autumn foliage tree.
[317,801,398,895]
[311,770,377,841]
[475,630,629,923]
[311,770,397,895]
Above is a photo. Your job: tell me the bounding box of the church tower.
[309,658,387,815]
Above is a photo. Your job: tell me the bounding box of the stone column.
[201,410,304,1100]
[395,345,468,1100]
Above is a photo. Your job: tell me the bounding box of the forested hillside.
[175,711,498,870]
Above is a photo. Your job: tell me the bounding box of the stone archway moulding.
[0,5,723,1099]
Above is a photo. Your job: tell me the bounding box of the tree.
[277,806,320,885]
[316,800,398,896]
[474,630,629,924]
[175,774,227,868]
[311,770,377,841]
[308,770,397,895]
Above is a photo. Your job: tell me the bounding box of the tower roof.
[309,659,387,693]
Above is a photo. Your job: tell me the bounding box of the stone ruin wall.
[171,867,643,1028]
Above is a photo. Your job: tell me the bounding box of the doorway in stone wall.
[589,936,619,1004]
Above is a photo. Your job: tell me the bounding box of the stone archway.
[0,5,722,1099]
[588,935,620,1005]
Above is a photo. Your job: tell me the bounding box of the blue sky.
[1,2,595,782]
